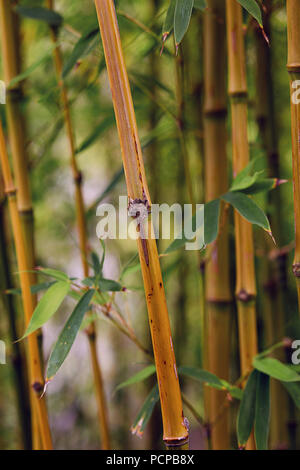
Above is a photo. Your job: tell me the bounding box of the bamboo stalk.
[46,0,110,450]
[226,0,258,450]
[0,0,42,449]
[204,0,232,450]
[94,0,188,449]
[0,193,31,449]
[0,121,53,450]
[254,1,289,448]
[287,0,300,311]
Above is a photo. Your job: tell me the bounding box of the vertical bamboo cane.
[94,0,188,449]
[287,0,300,311]
[204,0,232,450]
[0,0,41,449]
[0,121,53,450]
[0,192,31,449]
[226,0,258,450]
[46,0,110,450]
[254,2,289,448]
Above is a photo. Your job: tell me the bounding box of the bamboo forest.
[1,0,300,453]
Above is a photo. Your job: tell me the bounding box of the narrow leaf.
[62,28,98,78]
[254,372,270,450]
[174,0,194,46]
[179,366,242,399]
[237,370,258,447]
[253,357,300,382]
[162,0,176,36]
[46,289,95,381]
[204,199,220,244]
[22,281,70,339]
[237,0,263,26]
[116,365,156,392]
[98,278,122,292]
[131,385,159,437]
[221,192,271,232]
[36,267,69,282]
[16,6,63,27]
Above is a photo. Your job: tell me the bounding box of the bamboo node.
[292,263,300,278]
[32,381,44,395]
[236,289,255,302]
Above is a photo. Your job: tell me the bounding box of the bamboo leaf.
[237,0,263,27]
[36,267,69,282]
[240,178,286,195]
[62,28,99,78]
[76,115,115,154]
[237,370,258,448]
[281,382,300,409]
[254,372,270,450]
[221,192,271,232]
[204,199,220,244]
[8,44,58,88]
[21,281,71,339]
[116,365,156,392]
[162,0,176,36]
[46,289,95,382]
[91,252,101,277]
[16,6,63,27]
[174,0,194,46]
[253,357,300,382]
[230,170,264,192]
[193,0,207,10]
[98,278,123,292]
[131,384,160,437]
[179,366,242,399]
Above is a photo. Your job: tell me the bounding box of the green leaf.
[98,279,123,292]
[8,45,57,88]
[221,192,271,232]
[204,199,220,244]
[62,28,98,78]
[237,370,258,447]
[179,366,242,399]
[193,0,207,10]
[91,252,101,277]
[230,170,264,192]
[254,372,270,450]
[76,116,114,154]
[131,385,159,437]
[281,382,300,409]
[21,281,70,339]
[6,281,55,296]
[37,267,69,282]
[16,6,63,27]
[46,289,95,381]
[253,357,300,382]
[237,0,263,27]
[162,0,176,36]
[240,179,283,195]
[116,365,156,392]
[174,0,194,46]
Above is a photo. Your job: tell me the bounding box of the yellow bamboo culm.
[204,0,232,450]
[226,0,258,450]
[46,0,111,449]
[0,0,42,449]
[94,0,188,448]
[287,0,300,312]
[0,121,53,450]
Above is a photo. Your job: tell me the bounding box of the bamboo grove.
[0,0,300,451]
